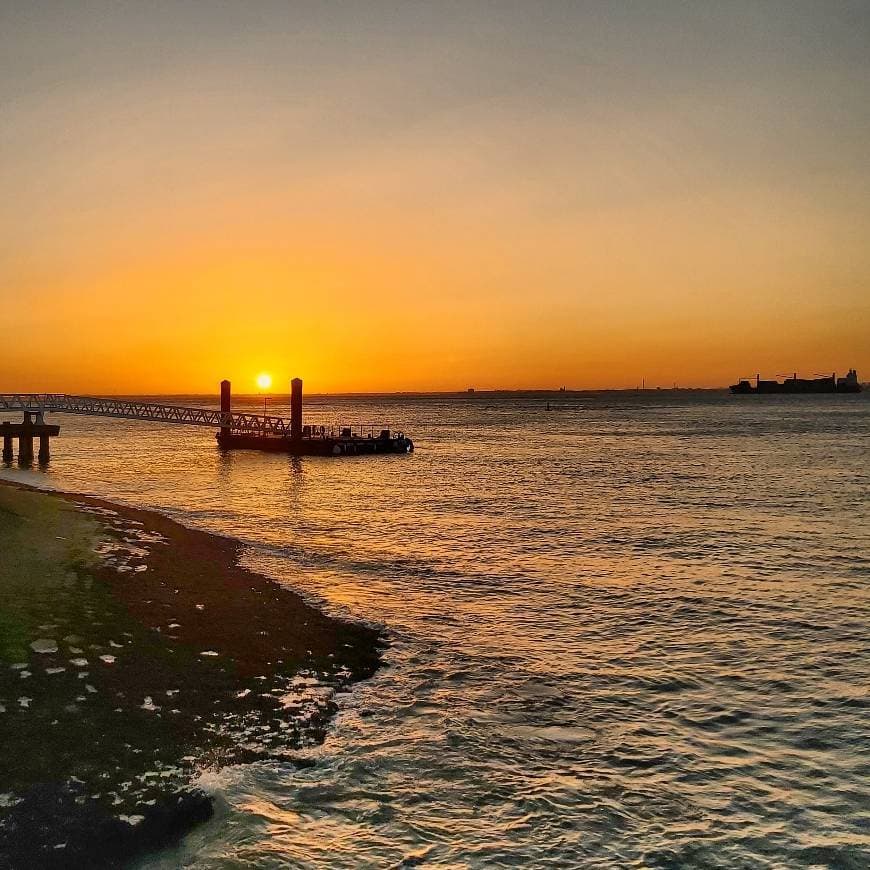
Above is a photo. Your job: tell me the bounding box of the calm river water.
[2,391,868,868]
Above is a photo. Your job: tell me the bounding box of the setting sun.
[256,373,272,391]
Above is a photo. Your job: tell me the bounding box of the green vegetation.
[0,482,381,865]
[0,486,102,664]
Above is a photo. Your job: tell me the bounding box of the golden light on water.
[256,373,272,391]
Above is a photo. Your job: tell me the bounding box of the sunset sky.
[2,1,868,393]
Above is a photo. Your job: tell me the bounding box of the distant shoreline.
[2,387,734,400]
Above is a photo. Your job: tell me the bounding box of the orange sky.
[2,2,868,393]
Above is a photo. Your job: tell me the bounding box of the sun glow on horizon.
[1,4,868,394]
[256,373,272,391]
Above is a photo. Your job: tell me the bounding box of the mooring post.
[220,380,231,433]
[38,434,50,464]
[2,433,12,463]
[290,378,303,440]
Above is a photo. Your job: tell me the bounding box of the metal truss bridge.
[0,393,290,436]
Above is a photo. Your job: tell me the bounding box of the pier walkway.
[0,393,285,436]
[1,380,413,460]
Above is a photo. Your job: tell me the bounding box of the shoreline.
[0,479,385,868]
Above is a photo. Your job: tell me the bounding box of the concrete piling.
[1,417,60,464]
[19,434,33,464]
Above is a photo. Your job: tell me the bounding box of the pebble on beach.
[31,639,59,654]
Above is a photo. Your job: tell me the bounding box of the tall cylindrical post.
[2,434,12,463]
[290,378,303,440]
[38,434,50,464]
[220,380,231,432]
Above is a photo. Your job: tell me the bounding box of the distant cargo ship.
[731,369,861,394]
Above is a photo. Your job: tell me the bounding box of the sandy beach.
[0,480,384,868]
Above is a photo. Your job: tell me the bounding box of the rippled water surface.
[3,391,869,868]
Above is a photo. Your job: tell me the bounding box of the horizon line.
[3,386,735,398]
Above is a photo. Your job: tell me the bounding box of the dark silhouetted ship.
[731,369,861,394]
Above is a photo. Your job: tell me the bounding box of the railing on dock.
[301,424,403,441]
[0,393,289,436]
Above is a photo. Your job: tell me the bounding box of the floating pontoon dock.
[0,378,413,462]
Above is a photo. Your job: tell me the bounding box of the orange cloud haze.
[2,3,868,393]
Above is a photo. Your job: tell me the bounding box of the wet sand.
[0,480,384,868]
